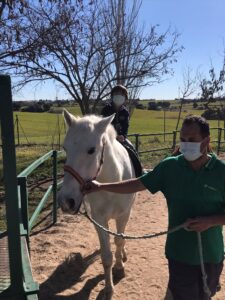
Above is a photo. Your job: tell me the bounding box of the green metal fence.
[0,74,64,299]
[0,75,39,300]
[17,149,64,247]
[128,127,225,156]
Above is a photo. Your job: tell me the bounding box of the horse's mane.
[76,114,117,142]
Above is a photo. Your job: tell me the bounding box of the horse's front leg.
[95,220,114,300]
[113,213,131,278]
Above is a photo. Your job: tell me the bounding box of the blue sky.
[139,0,225,100]
[14,0,225,101]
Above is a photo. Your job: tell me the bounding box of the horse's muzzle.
[58,195,82,215]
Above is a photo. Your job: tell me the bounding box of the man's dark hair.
[182,115,210,137]
[111,85,128,99]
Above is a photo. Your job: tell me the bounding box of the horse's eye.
[88,147,95,155]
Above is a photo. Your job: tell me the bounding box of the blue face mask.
[180,141,202,161]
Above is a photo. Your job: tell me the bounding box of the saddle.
[120,139,143,178]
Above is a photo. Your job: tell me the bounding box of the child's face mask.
[112,95,125,106]
[180,141,203,161]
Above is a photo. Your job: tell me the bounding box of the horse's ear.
[96,114,115,133]
[63,109,77,127]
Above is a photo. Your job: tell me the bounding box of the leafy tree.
[157,101,170,108]
[193,101,198,109]
[199,54,225,127]
[199,56,225,107]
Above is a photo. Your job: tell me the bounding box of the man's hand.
[81,180,101,195]
[185,217,214,232]
[117,135,125,142]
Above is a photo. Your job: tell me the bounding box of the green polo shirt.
[140,153,225,265]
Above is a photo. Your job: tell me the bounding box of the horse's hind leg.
[113,213,130,274]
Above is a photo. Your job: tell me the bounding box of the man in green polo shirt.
[82,115,225,300]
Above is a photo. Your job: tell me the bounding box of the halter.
[64,142,105,186]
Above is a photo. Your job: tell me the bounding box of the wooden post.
[57,114,61,150]
[224,119,225,140]
[16,115,20,146]
[135,134,139,153]
[217,128,222,155]
[172,130,177,150]
[163,109,166,142]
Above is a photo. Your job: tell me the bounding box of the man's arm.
[82,178,146,194]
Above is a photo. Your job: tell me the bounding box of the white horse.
[57,110,136,299]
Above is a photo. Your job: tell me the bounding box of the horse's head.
[57,109,115,214]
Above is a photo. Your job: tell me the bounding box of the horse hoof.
[112,266,125,283]
[122,255,127,262]
[104,288,114,300]
[122,250,127,262]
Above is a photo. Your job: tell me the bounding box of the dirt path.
[30,190,225,300]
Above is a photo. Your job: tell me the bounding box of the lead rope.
[197,232,211,297]
[81,200,211,296]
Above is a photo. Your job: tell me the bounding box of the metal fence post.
[217,128,222,155]
[0,75,24,296]
[52,150,58,224]
[135,134,139,153]
[172,130,177,150]
[18,176,30,248]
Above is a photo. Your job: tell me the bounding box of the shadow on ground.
[39,249,124,300]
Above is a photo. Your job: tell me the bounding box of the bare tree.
[0,0,34,60]
[100,0,182,98]
[0,0,13,19]
[0,0,182,114]
[175,66,198,131]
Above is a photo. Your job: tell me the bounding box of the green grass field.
[0,106,224,177]
[8,107,224,141]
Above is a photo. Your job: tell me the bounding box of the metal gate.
[0,75,39,300]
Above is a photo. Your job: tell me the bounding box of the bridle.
[64,142,106,186]
[63,142,105,213]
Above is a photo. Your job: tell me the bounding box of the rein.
[64,142,105,185]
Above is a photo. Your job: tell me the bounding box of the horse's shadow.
[39,250,122,300]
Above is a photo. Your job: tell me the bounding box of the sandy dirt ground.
[31,191,225,300]
[30,189,225,300]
